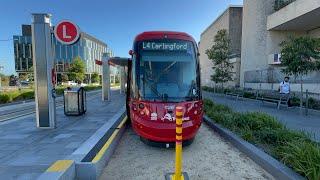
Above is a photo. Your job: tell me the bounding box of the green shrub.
[308,98,320,110]
[254,128,309,148]
[0,94,10,103]
[212,104,232,113]
[55,88,65,95]
[243,92,255,99]
[204,99,214,107]
[12,91,34,101]
[237,112,283,131]
[240,128,255,142]
[204,98,320,179]
[83,85,101,91]
[279,141,320,180]
[202,86,214,92]
[291,96,300,106]
[224,88,231,94]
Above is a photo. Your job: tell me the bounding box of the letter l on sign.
[63,25,71,39]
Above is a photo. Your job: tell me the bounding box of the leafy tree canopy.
[61,74,69,82]
[280,35,320,77]
[91,72,100,83]
[68,56,86,83]
[205,29,233,85]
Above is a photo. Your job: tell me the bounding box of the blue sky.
[0,0,242,75]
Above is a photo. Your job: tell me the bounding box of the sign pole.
[31,13,56,129]
[120,66,125,94]
[102,53,110,101]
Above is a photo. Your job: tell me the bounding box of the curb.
[203,115,304,180]
[75,116,127,180]
[38,107,127,180]
[37,160,75,180]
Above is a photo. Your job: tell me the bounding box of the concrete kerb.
[38,160,75,180]
[203,115,304,180]
[75,116,127,180]
[38,106,127,180]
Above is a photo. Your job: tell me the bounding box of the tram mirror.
[129,50,134,56]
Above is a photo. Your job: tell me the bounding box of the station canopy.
[108,57,130,67]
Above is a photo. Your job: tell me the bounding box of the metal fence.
[244,68,320,84]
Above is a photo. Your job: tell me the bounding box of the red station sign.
[54,20,80,45]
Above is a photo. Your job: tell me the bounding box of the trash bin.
[64,87,86,116]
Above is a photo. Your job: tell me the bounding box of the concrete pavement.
[0,89,125,179]
[203,91,320,142]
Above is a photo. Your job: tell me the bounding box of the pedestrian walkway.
[203,91,320,142]
[0,90,125,179]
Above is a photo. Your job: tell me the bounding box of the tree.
[19,73,28,81]
[68,56,85,83]
[0,73,9,86]
[280,35,320,109]
[61,74,69,82]
[91,72,100,84]
[27,67,34,82]
[205,29,233,90]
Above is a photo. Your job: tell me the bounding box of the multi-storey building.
[241,0,320,93]
[199,6,243,88]
[200,0,320,93]
[13,25,113,82]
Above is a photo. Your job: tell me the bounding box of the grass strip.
[204,99,320,180]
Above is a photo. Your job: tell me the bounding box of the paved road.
[100,124,273,180]
[0,90,125,179]
[203,91,320,142]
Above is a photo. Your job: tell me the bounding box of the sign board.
[95,59,103,66]
[142,42,189,51]
[54,20,80,45]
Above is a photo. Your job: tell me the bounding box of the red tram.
[126,31,203,144]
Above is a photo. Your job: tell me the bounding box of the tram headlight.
[138,103,145,109]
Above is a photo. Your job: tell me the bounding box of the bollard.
[165,106,189,180]
[174,106,183,180]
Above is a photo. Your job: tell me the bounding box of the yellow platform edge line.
[46,160,74,172]
[92,116,127,163]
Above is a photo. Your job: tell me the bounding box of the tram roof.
[134,31,196,43]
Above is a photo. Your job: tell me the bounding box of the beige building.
[200,0,320,93]
[199,6,243,88]
[241,0,320,93]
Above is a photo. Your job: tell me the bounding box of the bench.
[225,88,244,100]
[256,91,290,109]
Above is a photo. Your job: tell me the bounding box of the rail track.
[0,91,101,122]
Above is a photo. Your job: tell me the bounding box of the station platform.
[0,89,125,179]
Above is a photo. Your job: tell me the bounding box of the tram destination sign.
[142,42,189,51]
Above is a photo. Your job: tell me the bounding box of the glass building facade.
[13,25,113,82]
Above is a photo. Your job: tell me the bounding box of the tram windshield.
[138,40,199,102]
